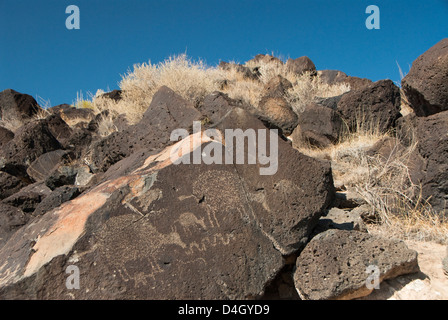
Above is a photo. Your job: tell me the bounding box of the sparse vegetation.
[83,54,349,124]
[295,115,448,245]
[68,53,446,244]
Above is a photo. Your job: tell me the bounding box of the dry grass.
[286,72,350,114]
[86,54,350,124]
[118,54,222,119]
[295,117,448,245]
[72,91,93,110]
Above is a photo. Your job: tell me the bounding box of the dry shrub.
[119,54,222,117]
[295,115,448,244]
[87,54,350,124]
[286,72,350,114]
[352,138,448,244]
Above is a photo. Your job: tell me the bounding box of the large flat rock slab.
[294,229,419,300]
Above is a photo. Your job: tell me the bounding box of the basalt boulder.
[26,150,72,182]
[257,76,298,135]
[2,182,52,214]
[0,203,27,250]
[0,89,42,130]
[412,111,448,215]
[286,56,317,77]
[337,79,402,133]
[402,38,448,116]
[0,171,28,201]
[0,126,14,148]
[291,103,344,149]
[89,86,202,172]
[294,229,419,300]
[318,70,372,91]
[0,120,62,180]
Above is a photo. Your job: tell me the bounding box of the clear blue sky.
[1,0,447,106]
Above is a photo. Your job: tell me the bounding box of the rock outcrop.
[337,79,402,133]
[291,103,344,148]
[0,89,42,130]
[402,38,448,116]
[294,229,419,300]
[0,94,334,299]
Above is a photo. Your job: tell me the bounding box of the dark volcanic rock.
[286,56,317,76]
[294,229,419,300]
[314,95,345,110]
[100,90,123,101]
[48,104,72,114]
[291,103,344,148]
[0,107,334,299]
[2,182,51,213]
[0,89,42,129]
[0,126,14,148]
[257,97,298,135]
[318,70,372,91]
[26,150,72,182]
[413,111,448,214]
[257,76,298,135]
[0,203,27,249]
[60,107,95,125]
[402,38,448,116]
[45,166,82,190]
[337,79,402,133]
[319,70,349,84]
[0,171,28,201]
[89,86,202,172]
[0,120,62,179]
[261,75,293,98]
[33,186,82,217]
[44,114,73,145]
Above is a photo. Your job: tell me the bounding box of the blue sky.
[1,0,447,106]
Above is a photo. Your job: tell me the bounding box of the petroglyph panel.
[85,163,283,299]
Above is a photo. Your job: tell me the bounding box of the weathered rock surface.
[257,76,298,135]
[402,38,448,116]
[2,182,52,214]
[291,103,344,148]
[337,80,401,133]
[26,150,72,182]
[0,203,27,249]
[318,70,372,91]
[89,86,202,172]
[286,56,316,76]
[0,120,62,180]
[411,111,448,214]
[0,126,14,147]
[313,207,367,235]
[33,186,82,217]
[0,106,334,299]
[0,171,28,201]
[294,229,419,300]
[100,90,123,102]
[59,107,95,127]
[0,89,42,130]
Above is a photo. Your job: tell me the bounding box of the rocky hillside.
[0,39,447,300]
